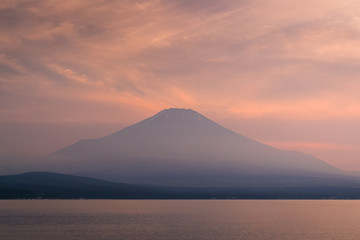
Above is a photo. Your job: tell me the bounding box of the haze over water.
[1,200,359,240]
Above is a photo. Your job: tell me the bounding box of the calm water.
[1,200,360,240]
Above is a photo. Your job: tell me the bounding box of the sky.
[1,0,360,171]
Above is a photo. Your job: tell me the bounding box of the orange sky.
[1,0,360,171]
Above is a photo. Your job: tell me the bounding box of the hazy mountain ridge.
[0,172,169,199]
[52,108,346,187]
[2,171,360,199]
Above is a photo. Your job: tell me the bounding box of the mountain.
[52,108,348,187]
[2,171,360,199]
[0,171,170,199]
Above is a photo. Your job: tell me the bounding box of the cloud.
[2,0,360,121]
[47,63,101,86]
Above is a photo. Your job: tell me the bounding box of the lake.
[0,200,359,239]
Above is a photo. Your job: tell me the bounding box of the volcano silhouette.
[53,108,345,187]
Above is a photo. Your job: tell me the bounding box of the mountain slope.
[0,172,169,199]
[2,171,360,199]
[52,108,345,187]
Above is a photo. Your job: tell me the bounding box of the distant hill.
[2,172,360,199]
[0,172,170,199]
[50,108,349,188]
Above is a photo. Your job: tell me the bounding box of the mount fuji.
[51,108,353,187]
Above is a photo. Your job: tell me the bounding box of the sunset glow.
[1,0,360,171]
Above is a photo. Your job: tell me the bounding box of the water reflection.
[0,200,359,240]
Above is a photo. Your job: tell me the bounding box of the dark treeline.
[1,172,360,199]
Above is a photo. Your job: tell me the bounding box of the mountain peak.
[162,108,194,112]
[95,108,237,140]
[148,108,204,122]
[157,108,199,116]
